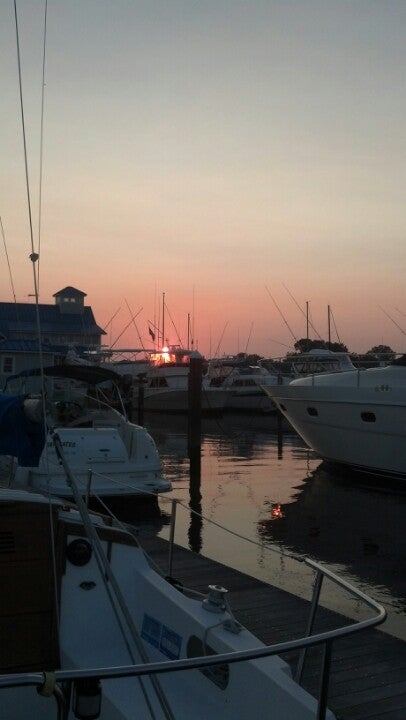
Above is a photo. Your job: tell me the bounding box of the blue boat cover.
[0,393,46,466]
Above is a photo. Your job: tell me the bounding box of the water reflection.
[142,413,406,640]
[188,448,203,554]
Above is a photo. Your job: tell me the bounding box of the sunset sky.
[1,1,405,358]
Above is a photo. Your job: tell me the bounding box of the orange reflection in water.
[271,503,284,519]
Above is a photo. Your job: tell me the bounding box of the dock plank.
[138,530,406,720]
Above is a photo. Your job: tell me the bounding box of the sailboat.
[0,405,386,719]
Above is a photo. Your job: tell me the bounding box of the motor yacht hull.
[264,365,406,478]
[133,388,228,414]
[8,425,171,499]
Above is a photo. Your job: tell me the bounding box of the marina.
[1,2,405,718]
[135,412,406,718]
[138,533,406,720]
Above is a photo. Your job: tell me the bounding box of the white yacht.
[286,349,357,378]
[208,362,285,413]
[0,478,385,720]
[132,347,228,414]
[0,365,171,505]
[262,356,406,478]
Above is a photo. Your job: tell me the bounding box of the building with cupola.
[0,286,105,386]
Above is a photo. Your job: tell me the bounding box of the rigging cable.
[329,307,343,345]
[378,306,406,338]
[37,0,48,293]
[103,306,121,332]
[0,216,18,306]
[213,321,228,359]
[163,298,183,348]
[265,286,297,342]
[14,0,60,635]
[244,321,254,354]
[125,298,145,350]
[282,282,323,340]
[52,433,174,720]
[13,0,44,376]
[110,306,143,348]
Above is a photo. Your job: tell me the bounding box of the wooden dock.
[138,531,406,720]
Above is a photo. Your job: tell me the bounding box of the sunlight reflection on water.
[142,413,406,641]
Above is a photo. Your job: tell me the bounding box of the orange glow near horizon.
[0,3,405,360]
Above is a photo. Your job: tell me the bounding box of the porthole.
[66,538,93,566]
[307,407,318,417]
[361,412,376,423]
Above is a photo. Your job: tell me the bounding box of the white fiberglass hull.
[134,388,228,414]
[0,490,339,720]
[9,425,171,498]
[264,365,406,477]
[224,388,276,412]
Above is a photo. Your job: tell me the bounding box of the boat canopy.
[5,364,122,388]
[0,392,46,466]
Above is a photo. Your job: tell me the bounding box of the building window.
[2,357,14,374]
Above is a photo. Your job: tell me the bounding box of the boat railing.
[163,496,386,716]
[0,556,385,720]
[0,493,386,720]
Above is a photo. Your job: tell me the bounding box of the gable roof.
[0,301,106,339]
[53,286,87,298]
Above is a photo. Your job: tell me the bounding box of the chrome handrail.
[0,558,386,720]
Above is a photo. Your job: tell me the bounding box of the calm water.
[138,413,406,641]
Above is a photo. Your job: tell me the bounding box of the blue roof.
[0,301,106,340]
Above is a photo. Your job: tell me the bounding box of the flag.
[148,325,156,341]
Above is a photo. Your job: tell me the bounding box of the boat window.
[149,377,169,388]
[361,412,376,423]
[187,635,229,689]
[307,407,318,417]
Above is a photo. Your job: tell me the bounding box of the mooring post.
[188,351,203,453]
[137,373,145,426]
